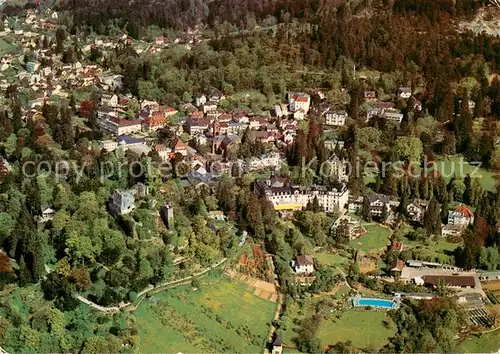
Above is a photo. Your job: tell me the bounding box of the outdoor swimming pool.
[353,297,396,309]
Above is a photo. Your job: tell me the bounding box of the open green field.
[316,309,396,350]
[136,274,276,353]
[457,330,500,353]
[314,251,350,268]
[349,224,391,253]
[434,155,498,191]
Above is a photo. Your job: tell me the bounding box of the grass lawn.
[457,330,500,353]
[433,155,498,192]
[349,224,391,253]
[317,309,396,350]
[136,274,276,353]
[314,251,351,268]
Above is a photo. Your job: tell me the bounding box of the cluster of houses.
[363,87,420,124]
[342,192,475,238]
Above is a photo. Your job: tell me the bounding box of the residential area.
[0,0,499,354]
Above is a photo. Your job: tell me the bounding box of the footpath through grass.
[136,274,275,353]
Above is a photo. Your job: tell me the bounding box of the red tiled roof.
[455,204,474,218]
[173,139,187,151]
[390,259,405,271]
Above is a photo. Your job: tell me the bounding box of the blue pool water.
[355,298,395,309]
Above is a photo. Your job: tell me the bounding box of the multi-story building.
[448,204,474,226]
[383,109,404,124]
[254,177,349,213]
[325,110,347,126]
[142,114,167,133]
[98,117,142,135]
[98,140,118,152]
[292,255,315,274]
[288,92,311,114]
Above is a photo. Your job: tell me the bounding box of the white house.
[406,199,427,222]
[325,110,347,126]
[383,109,404,123]
[448,205,474,226]
[288,92,311,114]
[98,117,143,136]
[99,140,119,152]
[203,101,218,114]
[292,255,315,274]
[397,87,412,99]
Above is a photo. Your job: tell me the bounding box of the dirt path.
[76,258,228,314]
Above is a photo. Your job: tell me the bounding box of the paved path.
[76,258,228,314]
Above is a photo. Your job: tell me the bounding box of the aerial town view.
[0,0,499,353]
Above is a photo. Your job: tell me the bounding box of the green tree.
[393,136,423,164]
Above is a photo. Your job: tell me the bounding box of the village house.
[249,116,267,130]
[40,206,56,223]
[99,140,119,152]
[154,144,171,161]
[227,122,246,135]
[397,87,412,99]
[203,101,218,114]
[441,224,466,237]
[232,110,250,124]
[288,92,311,114]
[383,109,404,124]
[142,114,167,133]
[207,211,226,221]
[324,139,344,151]
[208,88,224,102]
[326,155,349,182]
[141,99,160,111]
[194,94,207,107]
[325,110,347,126]
[101,93,119,108]
[171,138,188,156]
[271,336,284,354]
[364,91,377,103]
[389,259,405,278]
[406,199,428,222]
[155,36,167,46]
[97,107,119,120]
[366,107,382,120]
[292,255,315,274]
[331,215,364,241]
[185,117,210,135]
[390,241,404,252]
[158,106,178,118]
[349,194,390,217]
[448,204,474,226]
